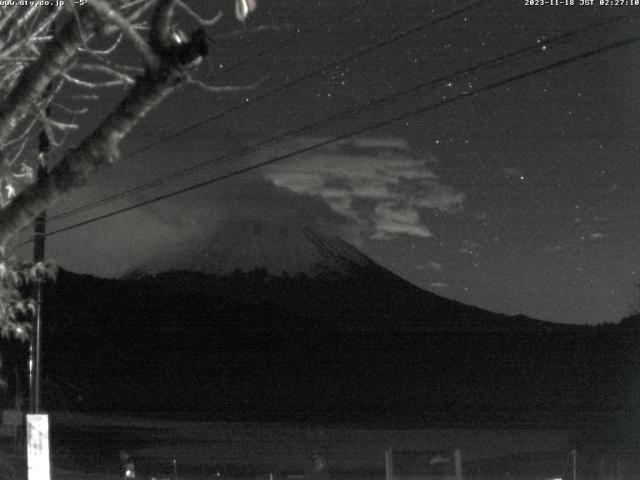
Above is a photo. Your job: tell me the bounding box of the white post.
[26,414,50,480]
[385,447,393,480]
[454,449,462,480]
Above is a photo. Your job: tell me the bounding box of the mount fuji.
[5,218,636,428]
[122,219,548,333]
[127,220,376,279]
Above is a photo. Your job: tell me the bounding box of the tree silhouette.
[0,0,257,335]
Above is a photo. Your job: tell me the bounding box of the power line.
[50,1,381,222]
[51,10,634,221]
[118,0,488,161]
[52,0,487,219]
[36,32,640,241]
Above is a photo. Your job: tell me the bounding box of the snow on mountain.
[128,219,375,278]
[122,216,561,335]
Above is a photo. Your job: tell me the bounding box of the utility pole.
[29,110,49,414]
[25,111,52,480]
[26,10,54,480]
[29,3,56,415]
[570,449,577,480]
[385,447,393,480]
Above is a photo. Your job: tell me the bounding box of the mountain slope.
[3,225,636,430]
[128,224,376,279]
[126,223,550,333]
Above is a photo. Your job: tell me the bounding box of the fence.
[385,447,462,480]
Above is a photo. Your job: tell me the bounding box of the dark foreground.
[38,412,640,480]
[0,411,638,480]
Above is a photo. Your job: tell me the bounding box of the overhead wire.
[114,0,488,162]
[50,10,637,222]
[50,2,380,220]
[32,30,640,242]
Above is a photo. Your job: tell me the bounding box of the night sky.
[19,0,640,325]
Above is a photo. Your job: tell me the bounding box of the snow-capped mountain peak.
[128,221,374,278]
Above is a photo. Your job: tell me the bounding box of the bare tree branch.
[3,118,38,149]
[150,0,179,54]
[73,63,136,84]
[62,72,132,89]
[177,1,223,27]
[90,0,159,69]
[121,0,160,24]
[0,0,259,332]
[78,33,123,55]
[186,75,262,93]
[5,139,29,169]
[0,1,212,248]
[0,9,61,62]
[0,8,103,146]
[212,24,288,41]
[0,66,182,246]
[235,0,257,22]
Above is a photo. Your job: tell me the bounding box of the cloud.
[48,138,461,276]
[414,261,443,271]
[325,137,410,152]
[67,173,367,276]
[371,203,432,240]
[264,137,464,240]
[142,173,361,241]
